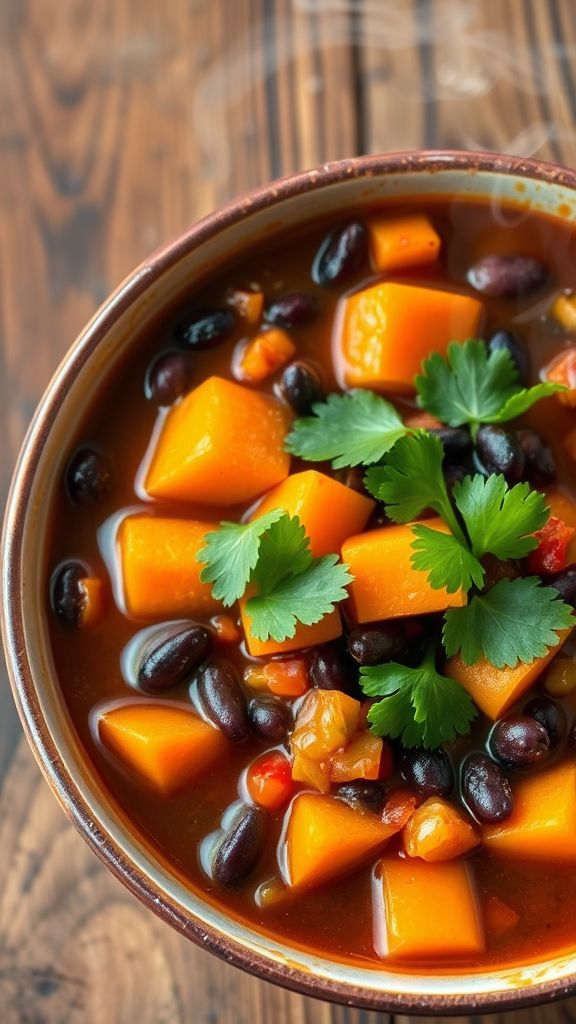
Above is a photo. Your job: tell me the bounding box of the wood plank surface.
[1,1,576,1021]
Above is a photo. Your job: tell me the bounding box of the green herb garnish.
[284,389,407,468]
[361,643,477,750]
[198,512,351,642]
[416,339,564,439]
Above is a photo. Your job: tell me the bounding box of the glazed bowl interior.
[5,152,576,1014]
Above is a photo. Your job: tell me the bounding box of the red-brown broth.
[47,197,576,971]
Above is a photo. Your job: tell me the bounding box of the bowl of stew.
[5,150,576,1013]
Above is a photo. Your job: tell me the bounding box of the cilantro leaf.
[489,382,564,422]
[284,390,407,469]
[416,339,565,436]
[197,508,285,605]
[246,555,351,642]
[443,577,574,668]
[252,514,312,592]
[411,524,484,593]
[361,655,477,750]
[453,474,548,560]
[364,431,466,543]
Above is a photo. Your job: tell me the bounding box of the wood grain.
[2,0,576,1021]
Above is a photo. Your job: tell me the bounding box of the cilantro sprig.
[368,431,573,667]
[197,511,351,642]
[416,339,564,439]
[361,642,477,749]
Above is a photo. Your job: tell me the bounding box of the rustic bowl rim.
[4,149,576,1015]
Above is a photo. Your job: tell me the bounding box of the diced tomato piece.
[543,347,576,406]
[527,515,576,574]
[247,751,297,811]
[244,657,310,698]
[381,787,420,829]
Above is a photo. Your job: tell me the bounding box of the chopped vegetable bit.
[527,515,576,574]
[369,214,441,273]
[236,327,296,383]
[543,347,576,406]
[244,657,309,698]
[285,389,408,469]
[329,733,383,783]
[402,798,480,862]
[226,286,264,325]
[247,751,297,811]
[416,339,564,438]
[443,577,574,668]
[78,576,107,628]
[291,690,360,761]
[199,511,351,643]
[361,644,477,750]
[381,788,419,829]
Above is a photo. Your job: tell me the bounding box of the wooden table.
[2,1,576,1020]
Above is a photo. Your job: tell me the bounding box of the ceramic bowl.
[4,151,576,1014]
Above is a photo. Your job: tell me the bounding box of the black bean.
[312,222,368,286]
[196,661,250,741]
[335,781,385,812]
[476,425,525,483]
[138,626,212,693]
[51,562,85,627]
[280,361,324,414]
[467,255,547,298]
[524,696,567,749]
[248,696,292,741]
[348,623,409,666]
[548,566,576,607]
[487,329,530,385]
[401,748,453,797]
[515,428,556,484]
[67,448,111,504]
[429,427,472,462]
[265,291,317,328]
[212,806,267,886]
[310,643,358,695]
[147,351,193,405]
[462,753,513,823]
[174,308,235,349]
[490,714,550,768]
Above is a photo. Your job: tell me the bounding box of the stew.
[47,196,576,971]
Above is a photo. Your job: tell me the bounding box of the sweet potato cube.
[483,763,576,860]
[285,793,393,889]
[240,601,342,656]
[99,703,227,794]
[252,470,375,556]
[342,518,467,622]
[445,630,571,720]
[146,376,290,505]
[339,282,483,392]
[375,858,485,959]
[237,327,296,383]
[118,514,222,619]
[369,214,441,273]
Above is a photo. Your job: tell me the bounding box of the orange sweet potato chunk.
[402,798,480,862]
[342,517,467,623]
[376,858,484,959]
[252,470,374,557]
[369,214,441,273]
[240,601,342,656]
[445,630,571,720]
[146,376,291,505]
[339,282,483,392]
[483,762,576,860]
[118,514,222,619]
[285,793,393,890]
[99,703,227,794]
